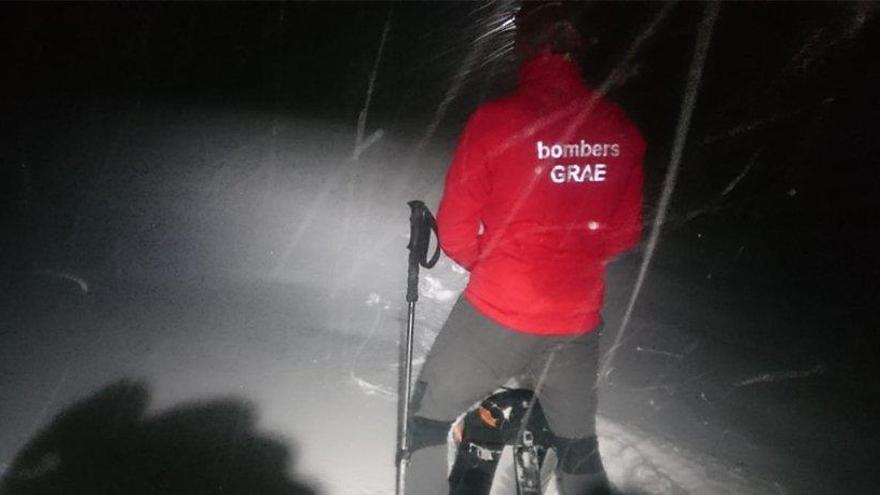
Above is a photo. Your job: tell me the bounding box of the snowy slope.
[0,273,780,495]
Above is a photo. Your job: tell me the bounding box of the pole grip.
[406,200,440,303]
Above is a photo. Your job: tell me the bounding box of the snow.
[0,267,786,495]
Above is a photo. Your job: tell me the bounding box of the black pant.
[405,297,608,495]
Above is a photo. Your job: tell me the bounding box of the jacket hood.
[518,50,587,99]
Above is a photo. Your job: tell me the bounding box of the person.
[405,4,645,494]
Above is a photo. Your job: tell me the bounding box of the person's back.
[437,50,645,335]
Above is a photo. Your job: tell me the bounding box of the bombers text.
[537,140,620,159]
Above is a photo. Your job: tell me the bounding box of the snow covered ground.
[1,106,876,494]
[0,274,779,495]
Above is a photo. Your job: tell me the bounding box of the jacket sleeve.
[604,134,645,258]
[436,111,491,271]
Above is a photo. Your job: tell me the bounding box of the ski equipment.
[450,388,554,495]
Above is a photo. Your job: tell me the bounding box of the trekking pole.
[396,200,441,495]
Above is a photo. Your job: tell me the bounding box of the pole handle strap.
[406,200,441,302]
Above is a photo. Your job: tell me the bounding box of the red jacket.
[437,52,645,335]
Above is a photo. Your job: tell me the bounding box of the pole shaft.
[402,301,416,440]
[396,300,417,495]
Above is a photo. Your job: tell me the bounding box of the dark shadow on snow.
[0,380,317,495]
